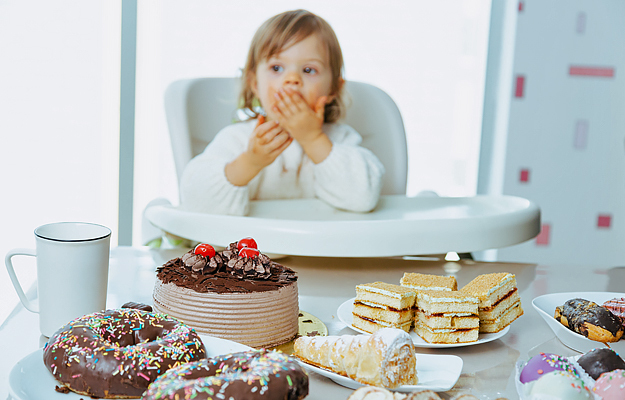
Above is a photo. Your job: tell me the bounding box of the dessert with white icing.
[400,272,457,291]
[293,328,418,388]
[460,272,523,333]
[353,282,416,333]
[414,290,479,343]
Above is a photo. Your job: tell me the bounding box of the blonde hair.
[240,10,345,123]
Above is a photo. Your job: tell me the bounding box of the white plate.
[298,353,462,392]
[532,291,625,354]
[338,298,510,348]
[145,194,540,257]
[8,335,252,400]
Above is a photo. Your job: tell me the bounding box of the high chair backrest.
[164,77,407,195]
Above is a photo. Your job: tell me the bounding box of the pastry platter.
[338,297,510,348]
[145,194,540,257]
[532,291,625,354]
[297,353,463,392]
[8,335,251,400]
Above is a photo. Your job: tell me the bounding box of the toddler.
[180,9,385,215]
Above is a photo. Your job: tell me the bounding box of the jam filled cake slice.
[414,290,479,343]
[353,282,416,333]
[460,272,524,333]
[400,272,458,291]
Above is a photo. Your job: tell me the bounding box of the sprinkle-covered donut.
[142,349,309,400]
[43,308,207,398]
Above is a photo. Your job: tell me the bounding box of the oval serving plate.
[532,291,625,354]
[297,353,462,392]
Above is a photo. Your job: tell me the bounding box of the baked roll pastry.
[347,387,442,400]
[554,298,624,342]
[347,387,408,400]
[294,328,418,388]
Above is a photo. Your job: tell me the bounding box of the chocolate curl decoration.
[205,253,222,274]
[220,242,239,263]
[182,252,208,272]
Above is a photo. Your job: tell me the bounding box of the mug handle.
[5,248,39,313]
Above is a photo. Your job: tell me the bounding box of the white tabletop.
[2,246,622,399]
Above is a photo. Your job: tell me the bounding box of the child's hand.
[272,88,327,146]
[246,115,293,168]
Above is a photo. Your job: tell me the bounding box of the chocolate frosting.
[157,242,297,294]
[577,348,625,380]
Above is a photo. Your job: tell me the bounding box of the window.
[0,0,121,322]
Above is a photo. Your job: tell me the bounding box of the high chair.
[144,77,540,256]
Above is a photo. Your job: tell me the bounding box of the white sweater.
[180,120,385,216]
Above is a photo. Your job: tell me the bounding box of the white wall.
[132,0,492,243]
[490,1,625,266]
[0,1,121,323]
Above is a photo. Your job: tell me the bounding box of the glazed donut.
[142,349,309,400]
[43,308,206,398]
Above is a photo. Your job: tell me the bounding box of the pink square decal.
[515,75,525,98]
[569,66,615,78]
[518,1,524,12]
[520,169,530,183]
[597,214,612,228]
[536,224,550,246]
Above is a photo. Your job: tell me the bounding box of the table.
[1,246,622,399]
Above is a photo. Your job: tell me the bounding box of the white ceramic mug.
[5,222,111,337]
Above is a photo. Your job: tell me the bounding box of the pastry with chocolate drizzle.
[554,298,624,342]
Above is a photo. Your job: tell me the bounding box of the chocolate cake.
[152,240,299,348]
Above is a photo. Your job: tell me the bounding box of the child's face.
[252,34,336,120]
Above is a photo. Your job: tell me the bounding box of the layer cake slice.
[400,272,457,291]
[414,290,479,343]
[353,282,416,333]
[460,272,523,333]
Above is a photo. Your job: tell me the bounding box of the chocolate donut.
[142,349,308,400]
[43,308,206,398]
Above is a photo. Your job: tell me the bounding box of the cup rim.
[35,222,112,242]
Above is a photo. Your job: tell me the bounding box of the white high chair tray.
[145,194,540,257]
